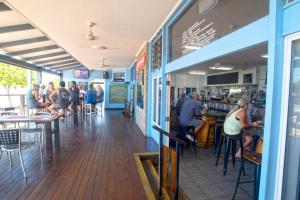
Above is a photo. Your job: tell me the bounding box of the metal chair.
[0,129,38,178]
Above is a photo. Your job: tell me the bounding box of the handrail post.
[175,141,180,200]
[159,131,163,197]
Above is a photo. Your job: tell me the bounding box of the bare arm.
[238,109,257,128]
[49,90,57,103]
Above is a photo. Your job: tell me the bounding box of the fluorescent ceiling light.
[189,71,206,75]
[261,54,268,58]
[92,45,99,49]
[184,46,199,50]
[210,66,233,71]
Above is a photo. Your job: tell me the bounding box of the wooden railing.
[152,125,186,200]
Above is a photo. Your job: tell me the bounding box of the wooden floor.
[0,111,158,200]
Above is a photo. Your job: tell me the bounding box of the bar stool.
[213,119,224,153]
[215,131,243,176]
[84,104,96,121]
[232,152,262,200]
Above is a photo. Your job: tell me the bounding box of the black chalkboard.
[207,72,238,85]
[169,0,268,61]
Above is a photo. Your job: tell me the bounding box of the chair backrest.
[1,112,18,116]
[0,129,20,145]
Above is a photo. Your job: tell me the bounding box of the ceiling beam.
[23,51,67,61]
[0,36,49,48]
[48,62,81,69]
[0,3,12,12]
[53,65,83,71]
[0,24,35,34]
[0,54,61,75]
[45,60,78,67]
[34,56,73,65]
[8,45,59,56]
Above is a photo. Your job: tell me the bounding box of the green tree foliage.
[0,62,27,105]
[0,62,27,88]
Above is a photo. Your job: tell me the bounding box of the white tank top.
[224,109,242,135]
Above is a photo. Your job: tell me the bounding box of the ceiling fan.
[86,21,96,41]
[99,58,111,68]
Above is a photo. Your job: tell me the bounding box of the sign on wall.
[169,0,268,61]
[109,85,128,103]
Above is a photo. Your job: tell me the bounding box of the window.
[158,78,162,126]
[152,77,162,126]
[282,37,300,200]
[153,78,157,123]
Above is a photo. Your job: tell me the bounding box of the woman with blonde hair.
[224,97,259,157]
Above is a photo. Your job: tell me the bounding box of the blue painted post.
[259,0,284,199]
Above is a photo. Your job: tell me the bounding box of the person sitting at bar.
[69,81,80,113]
[84,83,97,112]
[176,93,186,116]
[48,81,71,116]
[26,84,46,110]
[223,96,259,157]
[179,92,201,140]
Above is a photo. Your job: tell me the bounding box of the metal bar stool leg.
[232,140,236,166]
[232,157,245,200]
[223,138,231,176]
[215,135,224,166]
[254,165,261,200]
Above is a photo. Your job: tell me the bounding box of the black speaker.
[103,71,109,79]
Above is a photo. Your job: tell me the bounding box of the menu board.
[109,85,128,103]
[170,0,268,61]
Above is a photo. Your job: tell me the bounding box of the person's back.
[26,84,43,108]
[97,88,104,103]
[223,108,242,135]
[56,87,71,108]
[176,94,186,115]
[70,82,80,106]
[85,89,97,104]
[179,96,200,125]
[26,88,37,108]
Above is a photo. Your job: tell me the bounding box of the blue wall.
[103,69,130,109]
[145,0,300,199]
[63,68,131,109]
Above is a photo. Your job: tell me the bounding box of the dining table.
[0,114,60,160]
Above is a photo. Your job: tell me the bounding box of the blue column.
[259,0,284,199]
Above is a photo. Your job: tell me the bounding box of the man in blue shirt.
[179,92,201,133]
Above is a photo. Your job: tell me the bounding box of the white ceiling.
[5,0,179,70]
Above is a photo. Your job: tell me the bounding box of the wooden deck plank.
[0,111,158,200]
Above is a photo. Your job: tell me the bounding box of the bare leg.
[236,134,253,157]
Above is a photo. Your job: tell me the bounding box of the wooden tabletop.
[0,115,58,123]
